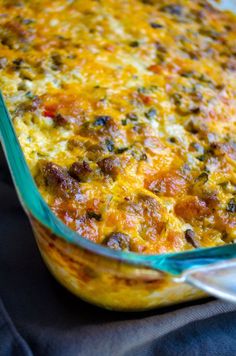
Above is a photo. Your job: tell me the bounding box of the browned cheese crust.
[0,0,235,254]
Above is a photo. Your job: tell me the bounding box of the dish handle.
[175,259,236,303]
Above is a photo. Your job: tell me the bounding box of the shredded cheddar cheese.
[0,0,236,254]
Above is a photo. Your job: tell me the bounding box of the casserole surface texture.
[0,0,236,255]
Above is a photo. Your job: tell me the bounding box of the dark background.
[0,148,236,356]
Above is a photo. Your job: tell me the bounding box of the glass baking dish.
[1,0,236,311]
[1,92,236,311]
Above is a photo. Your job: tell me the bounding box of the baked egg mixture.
[0,0,236,254]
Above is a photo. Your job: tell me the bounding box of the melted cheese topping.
[1,0,236,254]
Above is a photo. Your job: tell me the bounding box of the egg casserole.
[0,0,236,254]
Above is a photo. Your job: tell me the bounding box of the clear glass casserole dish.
[1,91,236,311]
[1,0,236,311]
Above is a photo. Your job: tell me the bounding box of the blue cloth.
[1,150,236,356]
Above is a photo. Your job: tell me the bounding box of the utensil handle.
[175,259,236,303]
